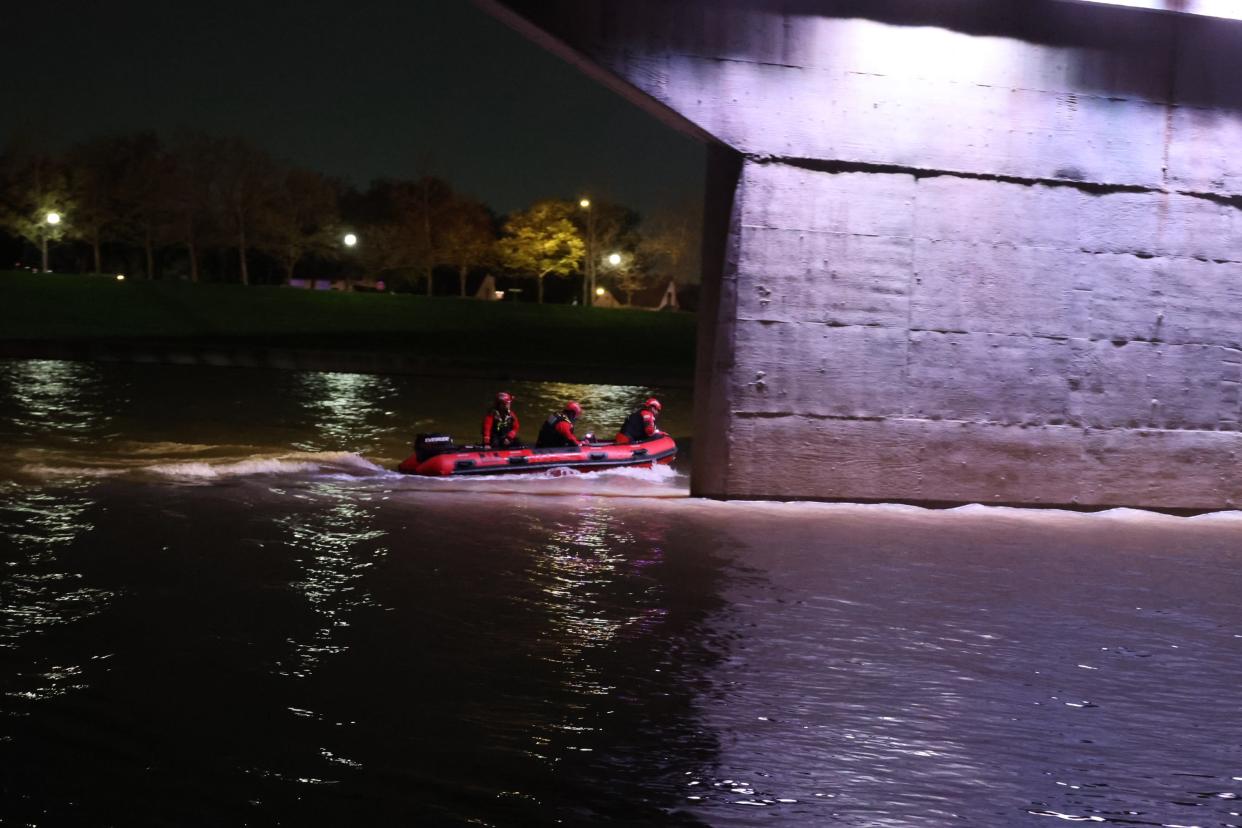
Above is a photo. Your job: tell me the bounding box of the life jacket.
[483,408,516,448]
[618,407,656,442]
[536,413,576,448]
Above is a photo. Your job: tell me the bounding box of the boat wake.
[15,442,689,496]
[18,445,387,483]
[392,460,689,498]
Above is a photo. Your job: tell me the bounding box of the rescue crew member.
[536,401,584,448]
[481,391,520,448]
[614,398,663,444]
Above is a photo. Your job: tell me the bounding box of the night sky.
[3,0,705,216]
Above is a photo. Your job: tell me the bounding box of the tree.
[498,200,585,303]
[572,198,640,304]
[255,168,341,283]
[436,195,494,296]
[165,131,221,283]
[0,146,72,272]
[602,251,657,306]
[65,136,127,274]
[119,133,172,278]
[90,130,171,280]
[212,137,279,285]
[346,177,453,291]
[405,175,453,295]
[638,198,702,286]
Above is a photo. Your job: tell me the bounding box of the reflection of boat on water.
[397,433,677,476]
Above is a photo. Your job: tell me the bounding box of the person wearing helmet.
[536,401,584,448]
[482,391,520,448]
[614,397,664,444]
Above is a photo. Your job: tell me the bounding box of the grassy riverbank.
[0,271,697,385]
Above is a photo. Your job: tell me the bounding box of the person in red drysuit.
[536,401,584,448]
[481,391,520,448]
[614,398,663,444]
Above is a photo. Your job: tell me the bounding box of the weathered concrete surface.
[479,0,1242,509]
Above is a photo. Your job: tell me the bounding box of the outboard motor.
[414,433,455,463]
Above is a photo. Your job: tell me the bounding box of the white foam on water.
[677,498,1242,531]
[144,451,385,480]
[21,464,127,480]
[20,450,387,483]
[394,460,689,498]
[1186,509,1242,523]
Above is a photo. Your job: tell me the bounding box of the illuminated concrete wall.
[480,0,1242,509]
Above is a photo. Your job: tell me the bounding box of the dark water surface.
[3,360,1242,827]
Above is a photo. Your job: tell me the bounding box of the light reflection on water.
[532,507,634,760]
[2,361,1242,826]
[1,359,112,439]
[274,481,389,679]
[0,359,690,479]
[0,360,117,704]
[292,371,399,453]
[0,482,115,704]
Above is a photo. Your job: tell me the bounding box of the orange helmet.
[644,398,662,414]
[564,401,583,420]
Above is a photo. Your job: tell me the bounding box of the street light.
[606,252,633,305]
[339,233,361,290]
[579,196,596,305]
[42,211,62,272]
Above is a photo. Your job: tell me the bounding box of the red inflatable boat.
[397,433,678,476]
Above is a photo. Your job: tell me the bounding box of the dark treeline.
[0,131,702,305]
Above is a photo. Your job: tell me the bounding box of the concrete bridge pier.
[479,0,1242,510]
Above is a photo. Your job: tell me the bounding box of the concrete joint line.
[734,225,1242,266]
[745,154,1242,210]
[730,411,1242,438]
[673,51,1217,111]
[733,320,1240,352]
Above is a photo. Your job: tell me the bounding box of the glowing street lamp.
[41,211,63,272]
[343,232,358,247]
[607,252,622,266]
[595,286,606,297]
[579,196,596,305]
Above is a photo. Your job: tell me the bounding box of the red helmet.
[644,398,662,414]
[564,401,583,419]
[495,391,513,407]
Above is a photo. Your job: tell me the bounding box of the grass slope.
[1,271,697,380]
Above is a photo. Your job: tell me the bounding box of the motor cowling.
[414,433,455,463]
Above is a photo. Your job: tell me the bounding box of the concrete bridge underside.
[479,0,1242,510]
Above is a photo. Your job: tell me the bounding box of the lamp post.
[42,211,61,272]
[579,197,596,305]
[606,251,637,305]
[342,232,359,290]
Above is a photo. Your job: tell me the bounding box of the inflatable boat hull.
[398,435,677,476]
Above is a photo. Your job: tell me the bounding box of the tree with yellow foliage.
[498,199,585,303]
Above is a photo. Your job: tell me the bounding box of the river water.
[2,359,1242,827]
